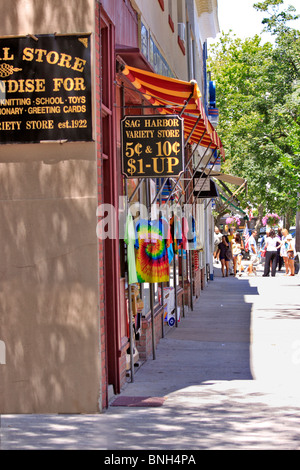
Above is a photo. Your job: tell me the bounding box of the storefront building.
[0,0,224,414]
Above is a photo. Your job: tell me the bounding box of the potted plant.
[262,213,280,227]
[225,215,241,229]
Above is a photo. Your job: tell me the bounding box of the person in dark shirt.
[217,235,231,277]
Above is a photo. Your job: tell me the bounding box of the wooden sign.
[121,115,184,178]
[0,34,92,143]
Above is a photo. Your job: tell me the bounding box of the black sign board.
[0,34,92,143]
[193,173,219,198]
[121,115,184,178]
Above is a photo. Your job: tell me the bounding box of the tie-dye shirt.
[135,219,170,283]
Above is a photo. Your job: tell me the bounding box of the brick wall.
[136,307,165,361]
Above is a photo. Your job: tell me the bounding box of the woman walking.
[263,229,281,277]
[276,228,284,271]
[231,232,244,276]
[286,234,296,276]
[280,228,290,275]
[217,235,231,277]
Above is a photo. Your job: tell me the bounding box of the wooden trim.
[101,103,112,117]
[168,14,174,32]
[158,0,164,11]
[178,35,186,55]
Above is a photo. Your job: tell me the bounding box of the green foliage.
[208,1,300,224]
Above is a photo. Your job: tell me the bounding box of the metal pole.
[189,249,193,311]
[122,82,135,382]
[181,247,185,318]
[173,251,178,327]
[165,132,206,204]
[146,178,156,360]
[159,178,165,338]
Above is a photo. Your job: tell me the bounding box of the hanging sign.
[121,115,184,178]
[0,34,92,143]
[193,173,219,198]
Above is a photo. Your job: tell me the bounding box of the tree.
[208,1,300,229]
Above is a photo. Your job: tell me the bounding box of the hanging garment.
[170,214,182,254]
[181,216,189,251]
[124,213,138,285]
[187,215,197,250]
[135,219,170,283]
[161,216,174,263]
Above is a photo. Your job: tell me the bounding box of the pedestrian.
[247,229,258,276]
[227,227,235,275]
[231,232,244,276]
[263,229,281,277]
[286,234,296,276]
[217,234,231,277]
[276,228,284,271]
[213,226,222,263]
[260,228,269,252]
[279,228,290,275]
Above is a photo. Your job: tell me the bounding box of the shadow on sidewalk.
[118,267,259,399]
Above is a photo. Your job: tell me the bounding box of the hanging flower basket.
[225,216,241,228]
[262,213,280,227]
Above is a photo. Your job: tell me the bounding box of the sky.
[211,0,300,43]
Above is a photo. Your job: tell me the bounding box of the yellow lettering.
[46,50,59,65]
[26,120,54,130]
[152,157,166,174]
[0,121,21,130]
[74,77,85,91]
[35,79,46,92]
[0,47,14,61]
[21,48,86,72]
[57,53,72,69]
[1,78,46,93]
[166,157,179,173]
[52,77,85,92]
[34,49,47,62]
[22,47,34,62]
[124,119,140,128]
[71,57,86,72]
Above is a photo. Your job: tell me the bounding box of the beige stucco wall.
[131,0,188,80]
[0,0,101,413]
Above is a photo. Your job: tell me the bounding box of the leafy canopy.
[208,0,300,225]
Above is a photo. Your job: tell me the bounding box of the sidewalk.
[1,261,300,450]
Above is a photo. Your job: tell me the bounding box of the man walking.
[247,229,258,275]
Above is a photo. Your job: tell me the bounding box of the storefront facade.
[0,0,104,413]
[0,0,223,413]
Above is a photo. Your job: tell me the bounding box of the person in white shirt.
[247,229,258,275]
[263,229,281,277]
[213,227,223,262]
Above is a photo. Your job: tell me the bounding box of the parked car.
[290,226,296,237]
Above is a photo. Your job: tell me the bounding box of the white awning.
[203,169,246,187]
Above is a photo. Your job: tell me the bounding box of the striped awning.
[122,65,225,159]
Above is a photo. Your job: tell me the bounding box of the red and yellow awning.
[122,65,225,159]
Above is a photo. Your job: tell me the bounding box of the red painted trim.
[178,35,186,55]
[168,14,174,32]
[158,0,164,11]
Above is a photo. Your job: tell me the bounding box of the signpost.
[121,115,184,178]
[0,34,92,143]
